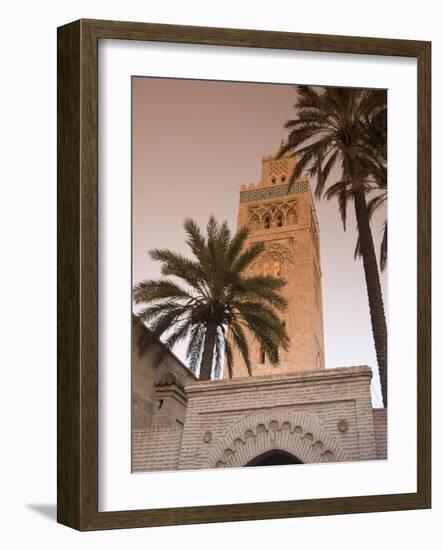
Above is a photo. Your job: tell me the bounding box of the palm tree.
[354,188,387,272]
[133,216,289,381]
[278,86,388,406]
[355,98,388,272]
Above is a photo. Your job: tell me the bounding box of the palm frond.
[186,324,205,375]
[366,192,387,217]
[233,301,289,353]
[232,275,288,311]
[232,241,265,274]
[223,336,234,378]
[137,301,187,323]
[133,279,194,304]
[227,225,249,263]
[183,217,211,271]
[148,248,207,291]
[212,326,225,380]
[380,221,388,271]
[229,320,252,376]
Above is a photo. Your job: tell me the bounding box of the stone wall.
[373,407,388,459]
[131,321,386,472]
[132,316,196,431]
[132,428,184,471]
[178,366,378,470]
[131,317,196,471]
[132,363,387,472]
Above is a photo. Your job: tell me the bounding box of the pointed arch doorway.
[245,449,303,467]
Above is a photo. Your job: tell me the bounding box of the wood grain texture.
[57,20,81,529]
[57,18,431,531]
[416,41,431,506]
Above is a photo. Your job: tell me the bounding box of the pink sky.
[132,77,387,407]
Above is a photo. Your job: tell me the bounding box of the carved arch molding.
[206,409,348,468]
[249,242,295,273]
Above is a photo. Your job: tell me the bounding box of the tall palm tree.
[278,86,388,406]
[355,98,388,272]
[133,216,289,381]
[354,188,387,272]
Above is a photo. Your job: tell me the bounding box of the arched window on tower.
[259,346,265,364]
[263,215,271,229]
[249,215,260,231]
[287,209,297,225]
[273,260,281,277]
[276,213,284,227]
[262,261,270,277]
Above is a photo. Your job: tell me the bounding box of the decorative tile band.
[240,182,309,203]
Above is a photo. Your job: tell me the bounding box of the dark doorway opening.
[245,450,302,467]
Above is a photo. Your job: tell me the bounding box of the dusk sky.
[132,77,387,407]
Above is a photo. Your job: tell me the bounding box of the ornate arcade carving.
[246,199,298,232]
[206,409,348,469]
[248,242,295,275]
[239,181,309,204]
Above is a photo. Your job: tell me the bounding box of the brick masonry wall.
[373,407,388,459]
[132,428,184,471]
[177,366,379,470]
[131,318,197,471]
[132,366,386,472]
[132,317,196,431]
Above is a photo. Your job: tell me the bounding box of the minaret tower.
[227,145,325,378]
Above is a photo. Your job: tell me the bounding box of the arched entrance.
[245,449,302,467]
[206,409,348,469]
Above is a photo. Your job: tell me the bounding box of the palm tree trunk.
[199,323,216,380]
[353,188,388,407]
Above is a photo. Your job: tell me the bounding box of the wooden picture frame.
[57,18,431,530]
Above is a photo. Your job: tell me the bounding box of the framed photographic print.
[57,19,431,530]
